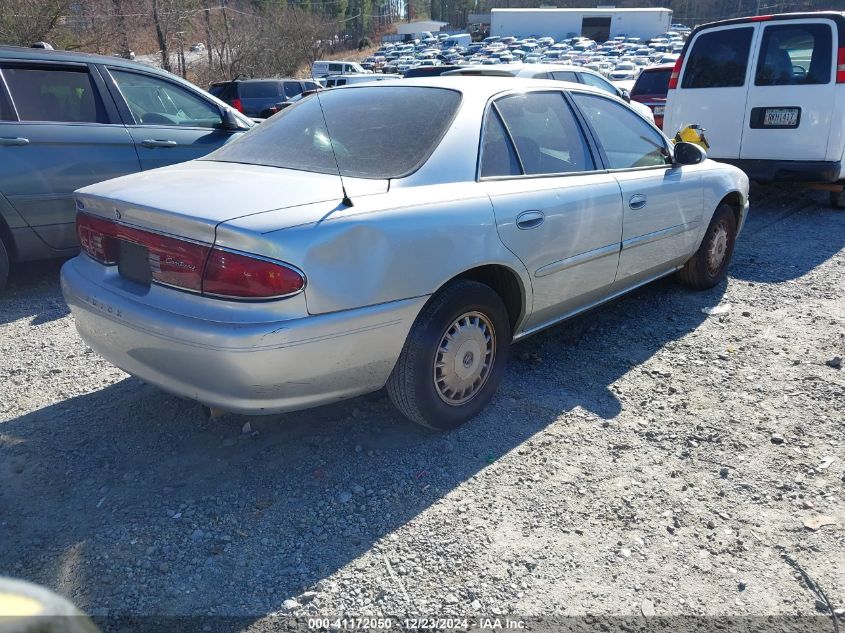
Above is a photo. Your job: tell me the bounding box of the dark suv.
[0,45,252,289]
[209,79,321,118]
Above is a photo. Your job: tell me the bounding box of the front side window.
[682,27,754,89]
[1,66,107,123]
[283,81,303,98]
[755,23,832,86]
[573,93,669,170]
[110,69,222,128]
[205,86,461,179]
[579,72,616,96]
[492,91,594,176]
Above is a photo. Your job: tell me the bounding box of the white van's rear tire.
[0,238,9,291]
[829,189,845,209]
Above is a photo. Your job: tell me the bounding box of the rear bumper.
[717,159,842,184]
[61,256,427,415]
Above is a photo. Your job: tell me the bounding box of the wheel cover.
[707,220,730,277]
[433,311,496,406]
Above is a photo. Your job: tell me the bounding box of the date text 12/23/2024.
[307,618,527,630]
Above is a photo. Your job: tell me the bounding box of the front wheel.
[387,280,511,430]
[677,203,737,290]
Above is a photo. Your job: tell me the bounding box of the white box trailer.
[490,8,672,43]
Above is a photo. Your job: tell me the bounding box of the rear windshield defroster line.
[203,86,462,180]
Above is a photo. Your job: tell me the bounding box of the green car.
[0,45,253,289]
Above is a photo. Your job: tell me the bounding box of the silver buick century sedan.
[61,78,749,430]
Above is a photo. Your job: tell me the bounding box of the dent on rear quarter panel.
[216,184,533,317]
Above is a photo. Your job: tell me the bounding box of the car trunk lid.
[75,161,388,244]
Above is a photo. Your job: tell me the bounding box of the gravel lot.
[1,183,843,628]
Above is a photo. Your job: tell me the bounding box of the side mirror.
[619,88,631,103]
[220,108,244,131]
[673,141,706,166]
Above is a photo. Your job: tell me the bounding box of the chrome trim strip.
[534,243,620,278]
[514,266,682,341]
[621,222,699,251]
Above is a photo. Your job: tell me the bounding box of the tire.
[677,203,737,290]
[830,189,845,209]
[387,279,511,430]
[0,237,9,291]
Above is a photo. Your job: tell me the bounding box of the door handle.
[141,139,177,148]
[629,194,647,210]
[516,210,545,230]
[0,137,30,146]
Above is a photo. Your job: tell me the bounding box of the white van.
[443,34,472,49]
[664,12,845,203]
[311,60,370,78]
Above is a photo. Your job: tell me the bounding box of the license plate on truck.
[763,108,799,127]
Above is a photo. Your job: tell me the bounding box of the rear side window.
[494,91,595,175]
[682,27,754,89]
[1,66,107,123]
[329,63,342,72]
[550,71,578,82]
[0,80,15,120]
[480,108,520,178]
[631,68,672,97]
[755,23,832,86]
[240,82,280,99]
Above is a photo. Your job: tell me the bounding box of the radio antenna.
[311,73,353,207]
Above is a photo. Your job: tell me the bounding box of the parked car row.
[362,30,687,81]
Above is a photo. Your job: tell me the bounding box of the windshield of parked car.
[204,86,461,179]
[631,69,671,97]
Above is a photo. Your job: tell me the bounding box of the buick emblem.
[114,208,122,220]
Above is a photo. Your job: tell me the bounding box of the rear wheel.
[0,238,9,291]
[677,203,737,290]
[387,280,511,430]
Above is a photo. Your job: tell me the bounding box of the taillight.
[203,248,305,299]
[77,212,305,300]
[837,47,845,83]
[231,98,244,113]
[77,212,209,292]
[668,54,684,89]
[77,213,119,265]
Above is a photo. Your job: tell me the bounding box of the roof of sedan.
[333,75,602,97]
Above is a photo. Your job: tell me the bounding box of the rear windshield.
[240,82,281,98]
[204,86,461,179]
[631,68,671,96]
